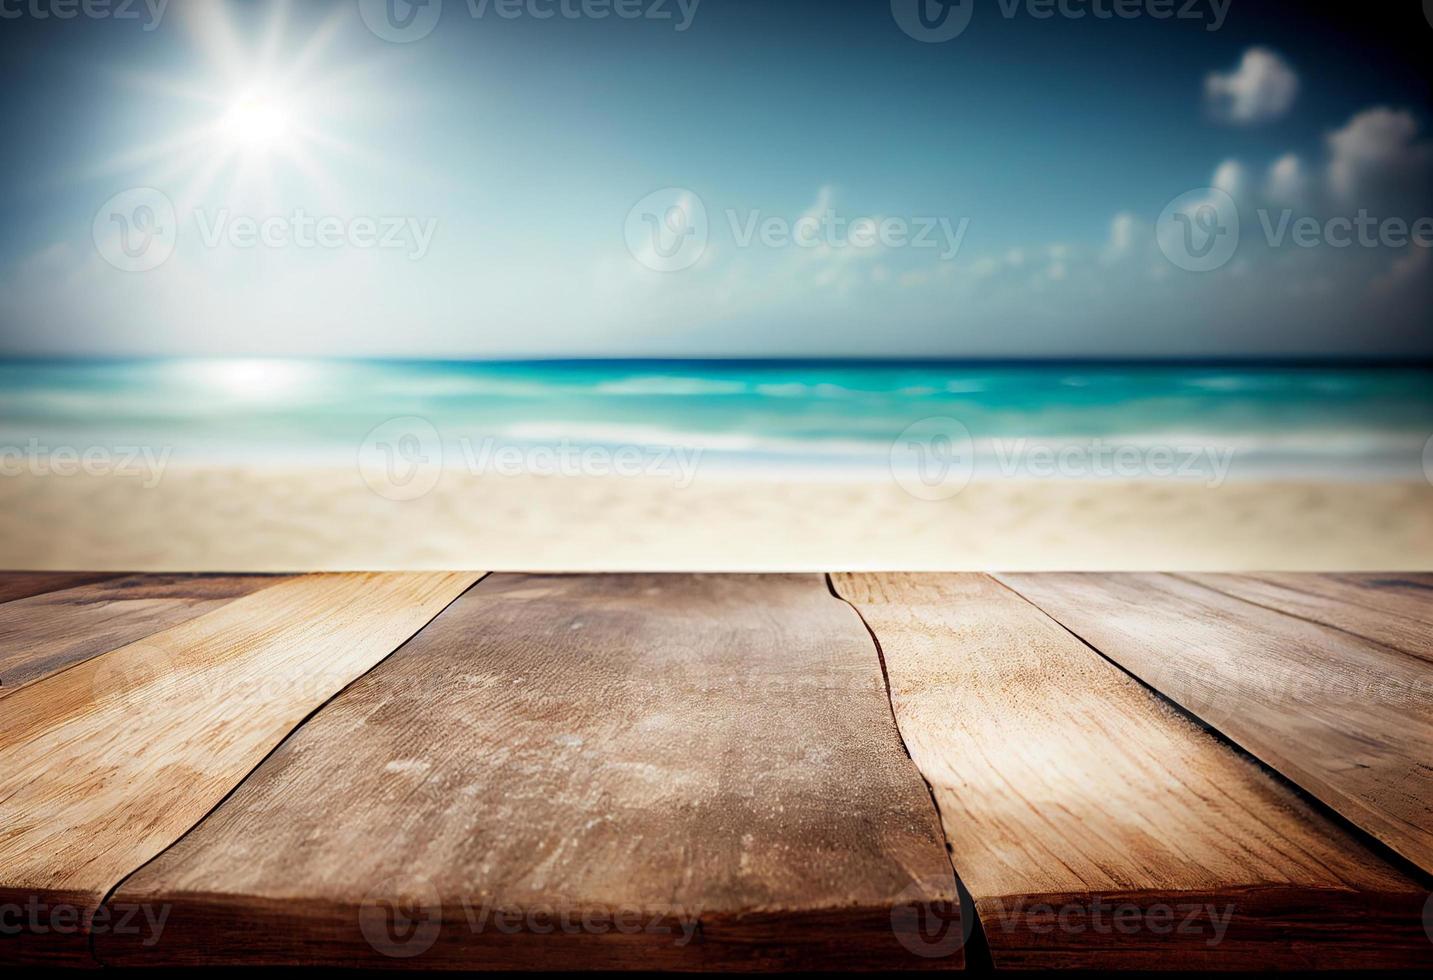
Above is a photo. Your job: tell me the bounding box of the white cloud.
[1211,158,1246,199]
[1326,107,1430,205]
[1205,48,1298,125]
[1263,154,1308,205]
[1102,212,1137,263]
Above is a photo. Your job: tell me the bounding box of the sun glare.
[97,1,385,211]
[217,90,293,153]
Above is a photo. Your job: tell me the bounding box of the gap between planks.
[834,572,1430,971]
[998,572,1433,879]
[96,574,964,971]
[0,571,481,967]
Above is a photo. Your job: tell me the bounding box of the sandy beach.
[1,466,1429,571]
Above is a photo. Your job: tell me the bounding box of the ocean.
[2,359,1431,482]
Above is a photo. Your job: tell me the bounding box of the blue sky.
[0,0,1430,357]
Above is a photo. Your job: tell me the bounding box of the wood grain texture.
[833,572,1430,971]
[1185,572,1433,663]
[0,573,285,695]
[0,571,479,967]
[99,573,960,971]
[0,572,121,606]
[999,571,1433,882]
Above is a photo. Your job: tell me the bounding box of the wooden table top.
[0,571,1429,970]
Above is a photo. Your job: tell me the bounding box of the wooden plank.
[0,571,479,967]
[98,574,960,970]
[999,572,1433,881]
[0,572,121,606]
[0,573,286,695]
[833,572,1429,971]
[1184,573,1433,663]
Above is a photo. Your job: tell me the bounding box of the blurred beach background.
[2,358,1429,570]
[2,1,1431,571]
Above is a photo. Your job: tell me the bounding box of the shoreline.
[1,466,1429,572]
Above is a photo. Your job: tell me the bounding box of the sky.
[0,0,1430,358]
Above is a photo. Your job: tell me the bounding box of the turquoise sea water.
[1,360,1431,480]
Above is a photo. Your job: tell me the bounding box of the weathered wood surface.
[0,572,479,967]
[1184,573,1433,663]
[999,572,1433,881]
[0,573,283,695]
[833,572,1430,971]
[99,574,961,970]
[0,572,120,606]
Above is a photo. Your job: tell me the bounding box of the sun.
[216,90,293,154]
[94,1,392,211]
